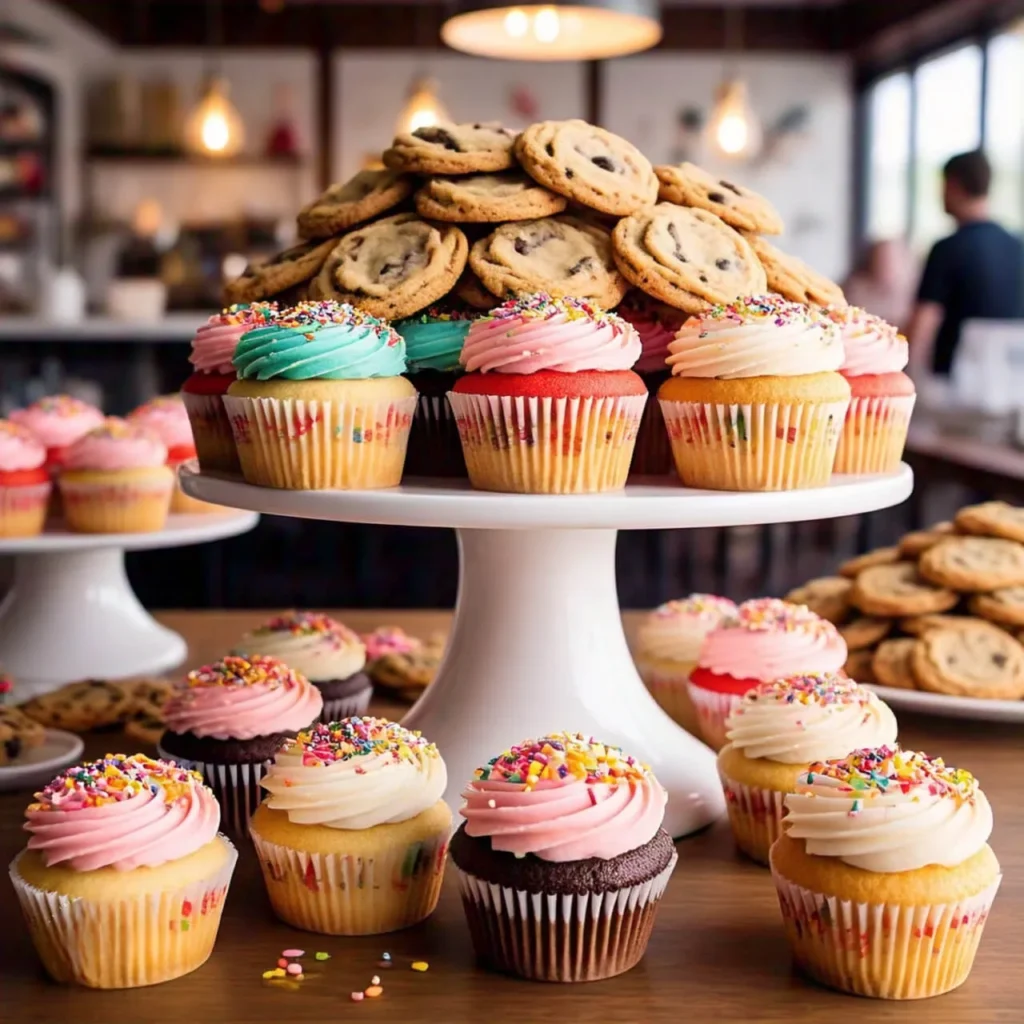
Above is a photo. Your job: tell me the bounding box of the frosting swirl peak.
[825,305,908,376]
[190,302,279,375]
[235,611,366,683]
[637,594,738,663]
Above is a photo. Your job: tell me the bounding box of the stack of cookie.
[786,500,1024,701]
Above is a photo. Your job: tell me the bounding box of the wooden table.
[3,611,1021,1024]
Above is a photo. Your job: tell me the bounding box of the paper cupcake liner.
[448,391,646,494]
[223,394,416,490]
[249,826,449,936]
[833,393,916,475]
[59,476,173,533]
[719,773,786,866]
[9,838,238,989]
[405,392,467,477]
[685,681,742,751]
[319,685,373,724]
[637,660,700,734]
[771,869,1001,999]
[660,398,849,491]
[181,390,240,474]
[0,481,50,538]
[631,372,674,476]
[455,851,677,983]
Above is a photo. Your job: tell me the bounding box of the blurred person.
[908,150,1024,377]
[843,238,917,328]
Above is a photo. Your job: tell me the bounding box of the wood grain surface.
[2,610,1021,1024]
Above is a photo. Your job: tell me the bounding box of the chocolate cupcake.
[450,732,677,982]
[234,611,372,722]
[158,655,322,835]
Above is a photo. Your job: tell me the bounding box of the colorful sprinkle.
[281,948,304,958]
[15,394,97,417]
[371,974,380,985]
[483,292,625,329]
[217,301,279,326]
[274,300,402,347]
[381,952,391,961]
[361,627,422,660]
[286,963,303,976]
[350,992,365,1002]
[406,304,478,323]
[314,951,330,961]
[411,961,429,972]
[700,294,833,331]
[250,611,362,646]
[651,594,737,622]
[731,598,840,642]
[284,718,440,768]
[734,673,873,712]
[184,655,307,692]
[365,985,384,998]
[262,970,277,979]
[276,958,288,968]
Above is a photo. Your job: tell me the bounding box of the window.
[985,25,1024,230]
[866,73,912,241]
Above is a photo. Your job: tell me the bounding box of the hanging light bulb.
[707,79,761,160]
[185,77,245,157]
[395,77,450,136]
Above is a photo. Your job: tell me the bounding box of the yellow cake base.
[58,466,174,533]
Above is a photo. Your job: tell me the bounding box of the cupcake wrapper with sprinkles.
[9,838,238,989]
[447,391,646,494]
[718,773,786,866]
[833,394,915,476]
[660,398,849,491]
[249,827,448,936]
[223,395,417,490]
[455,851,677,983]
[637,660,700,735]
[0,481,50,538]
[685,681,742,752]
[405,392,467,477]
[181,391,240,474]
[58,476,174,533]
[319,685,373,724]
[770,870,1001,1000]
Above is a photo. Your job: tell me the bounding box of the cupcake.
[634,594,737,734]
[225,300,417,490]
[157,655,323,835]
[717,673,897,865]
[688,598,848,751]
[250,718,450,935]
[0,420,51,537]
[58,418,174,534]
[449,293,645,494]
[234,611,373,722]
[181,302,278,474]
[129,394,222,514]
[617,291,686,475]
[9,753,237,989]
[771,747,1001,999]
[10,394,104,471]
[396,304,476,477]
[451,732,677,982]
[659,295,851,491]
[826,306,915,475]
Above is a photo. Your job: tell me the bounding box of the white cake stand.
[0,511,258,698]
[181,466,913,838]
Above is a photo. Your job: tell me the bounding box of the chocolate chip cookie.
[224,237,338,305]
[310,212,468,320]
[611,204,766,313]
[297,169,414,239]
[898,522,955,558]
[515,119,658,216]
[415,170,568,223]
[849,562,959,617]
[744,234,846,308]
[911,624,1024,699]
[843,649,875,685]
[0,705,45,765]
[838,546,900,579]
[655,162,784,235]
[469,215,629,309]
[871,638,917,690]
[20,679,132,732]
[383,122,517,175]
[784,576,852,625]
[969,586,1024,628]
[838,616,892,650]
[121,677,175,744]
[955,501,1024,544]
[899,613,977,636]
[454,267,498,309]
[919,536,1024,592]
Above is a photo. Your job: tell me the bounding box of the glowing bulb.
[395,78,450,136]
[707,79,761,160]
[504,8,528,38]
[533,6,561,44]
[201,111,230,152]
[715,114,748,155]
[185,77,244,157]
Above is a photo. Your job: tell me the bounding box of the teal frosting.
[396,314,473,373]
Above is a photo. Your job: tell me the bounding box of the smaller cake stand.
[0,511,258,698]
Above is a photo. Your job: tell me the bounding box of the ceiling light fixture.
[706,7,760,161]
[184,0,245,157]
[395,77,450,136]
[442,1,661,61]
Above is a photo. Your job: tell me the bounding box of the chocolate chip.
[545,142,555,157]
[708,191,726,204]
[667,222,688,263]
[992,653,1008,667]
[413,126,460,151]
[565,168,574,179]
[591,154,616,172]
[716,258,731,270]
[514,237,530,255]
[719,180,743,196]
[472,123,482,129]
[4,737,21,761]
[699,274,708,283]
[567,256,593,276]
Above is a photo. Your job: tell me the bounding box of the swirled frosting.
[725,673,897,764]
[235,611,366,683]
[460,732,666,862]
[0,421,46,471]
[361,626,422,661]
[163,655,323,741]
[24,754,220,871]
[460,294,641,374]
[698,598,847,682]
[667,295,843,379]
[10,395,104,450]
[63,418,168,471]
[784,746,993,873]
[617,294,686,374]
[233,300,406,381]
[823,305,909,376]
[190,302,278,375]
[637,594,738,663]
[128,395,195,456]
[396,306,475,373]
[260,718,446,829]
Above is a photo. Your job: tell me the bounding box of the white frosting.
[235,616,366,682]
[637,595,737,663]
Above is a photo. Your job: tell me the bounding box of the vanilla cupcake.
[771,747,1001,999]
[717,673,897,864]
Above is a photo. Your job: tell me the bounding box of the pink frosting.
[129,395,196,451]
[827,306,909,376]
[698,597,847,680]
[618,298,685,374]
[63,418,167,471]
[10,395,104,449]
[190,303,278,375]
[361,626,422,661]
[0,421,46,471]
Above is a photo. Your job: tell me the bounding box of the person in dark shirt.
[908,150,1024,376]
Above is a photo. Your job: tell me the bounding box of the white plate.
[0,729,85,792]
[865,684,1024,723]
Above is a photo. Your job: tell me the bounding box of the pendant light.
[184,0,245,157]
[706,7,760,161]
[394,77,450,136]
[441,2,662,61]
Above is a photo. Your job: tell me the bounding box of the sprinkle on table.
[314,951,330,961]
[350,992,365,1002]
[281,948,304,958]
[185,654,307,691]
[411,961,430,972]
[284,717,440,768]
[364,985,384,998]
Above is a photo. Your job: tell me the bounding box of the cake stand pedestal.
[180,466,913,837]
[0,511,258,698]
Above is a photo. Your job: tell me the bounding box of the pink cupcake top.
[460,293,641,374]
[698,598,847,681]
[24,754,220,871]
[162,655,323,741]
[128,395,195,454]
[10,395,104,450]
[62,418,167,472]
[0,421,46,471]
[825,306,909,376]
[361,626,422,661]
[617,294,686,374]
[190,302,278,375]
[461,732,666,862]
[667,295,843,379]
